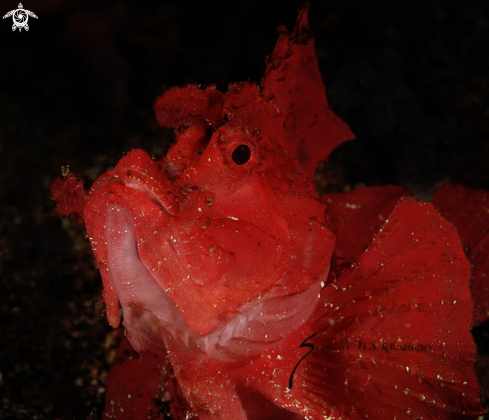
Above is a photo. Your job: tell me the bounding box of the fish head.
[75,9,354,359]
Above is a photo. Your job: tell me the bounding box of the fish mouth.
[103,203,323,361]
[90,154,237,289]
[87,150,235,323]
[88,187,323,361]
[86,149,329,360]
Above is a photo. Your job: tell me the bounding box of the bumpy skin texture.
[51,6,485,420]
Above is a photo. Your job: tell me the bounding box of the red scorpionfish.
[51,6,486,420]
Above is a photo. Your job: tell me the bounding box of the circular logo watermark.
[3,3,37,32]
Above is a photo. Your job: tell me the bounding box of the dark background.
[1,0,489,418]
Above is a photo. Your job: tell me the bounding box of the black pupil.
[231,144,251,165]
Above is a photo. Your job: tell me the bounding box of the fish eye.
[231,144,251,165]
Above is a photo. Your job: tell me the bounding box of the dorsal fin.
[261,4,355,179]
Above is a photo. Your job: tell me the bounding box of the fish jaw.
[84,149,335,359]
[85,183,328,360]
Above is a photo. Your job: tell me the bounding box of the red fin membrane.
[261,5,355,179]
[433,183,489,326]
[104,336,191,420]
[322,185,410,277]
[291,197,484,419]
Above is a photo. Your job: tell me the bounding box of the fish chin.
[105,204,323,361]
